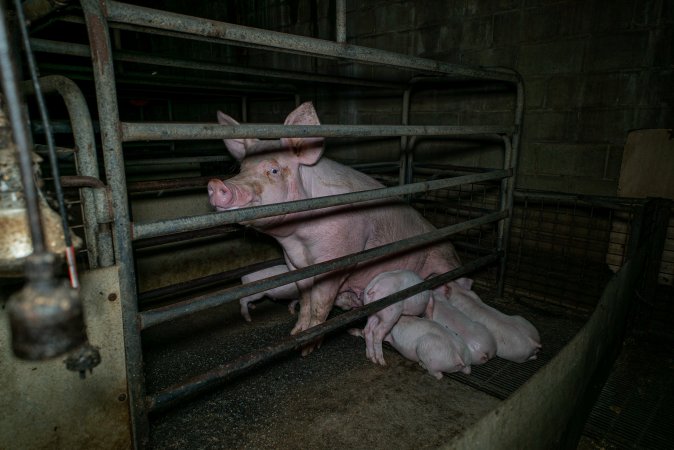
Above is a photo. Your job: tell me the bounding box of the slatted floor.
[581,286,674,450]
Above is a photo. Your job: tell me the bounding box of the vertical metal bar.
[496,136,513,296]
[0,0,47,254]
[496,74,523,297]
[400,88,410,186]
[335,0,346,43]
[80,0,147,447]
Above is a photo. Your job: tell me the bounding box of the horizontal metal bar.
[139,210,507,329]
[513,190,643,211]
[132,169,510,240]
[30,38,404,90]
[106,1,518,83]
[147,251,501,412]
[122,122,513,142]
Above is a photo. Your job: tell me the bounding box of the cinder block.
[520,4,569,43]
[516,142,538,175]
[583,32,648,72]
[460,46,518,67]
[524,77,547,110]
[493,10,522,46]
[546,76,583,109]
[466,0,520,15]
[415,0,465,28]
[375,2,414,33]
[535,142,579,175]
[515,173,570,192]
[416,23,463,57]
[566,178,618,196]
[522,111,577,141]
[461,16,492,49]
[577,109,635,144]
[581,73,638,108]
[518,40,585,75]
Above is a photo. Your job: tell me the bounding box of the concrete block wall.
[273,0,673,196]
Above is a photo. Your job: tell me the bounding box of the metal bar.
[497,135,513,296]
[147,251,500,412]
[122,122,513,142]
[140,211,507,329]
[0,0,46,254]
[60,175,105,188]
[513,190,642,211]
[79,1,147,447]
[30,38,403,90]
[23,75,105,268]
[335,0,346,43]
[496,74,524,297]
[126,176,217,194]
[105,1,518,83]
[132,169,510,240]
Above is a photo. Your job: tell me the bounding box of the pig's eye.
[268,167,280,176]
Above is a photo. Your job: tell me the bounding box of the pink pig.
[362,270,431,366]
[348,316,471,379]
[430,292,497,365]
[445,285,541,363]
[385,316,472,378]
[208,102,467,353]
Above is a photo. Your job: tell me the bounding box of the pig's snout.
[208,179,233,209]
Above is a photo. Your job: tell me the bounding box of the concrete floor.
[143,289,586,449]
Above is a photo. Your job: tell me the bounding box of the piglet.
[446,285,541,363]
[430,292,497,365]
[239,265,299,322]
[387,316,472,379]
[362,270,431,366]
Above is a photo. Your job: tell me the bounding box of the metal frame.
[70,1,524,447]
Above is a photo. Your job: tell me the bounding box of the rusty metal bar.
[23,75,108,268]
[335,0,346,43]
[105,1,518,83]
[126,176,215,194]
[121,122,513,142]
[147,251,500,412]
[132,170,510,240]
[139,211,507,329]
[80,0,147,447]
[30,37,402,90]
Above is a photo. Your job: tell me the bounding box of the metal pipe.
[132,170,510,240]
[122,122,514,142]
[60,175,105,189]
[126,176,217,194]
[140,211,507,329]
[497,135,513,296]
[0,0,46,254]
[335,0,346,43]
[147,251,500,412]
[30,38,403,90]
[80,1,147,447]
[494,73,524,297]
[22,0,72,24]
[105,1,518,83]
[23,75,105,268]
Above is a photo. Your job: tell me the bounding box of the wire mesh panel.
[504,192,639,312]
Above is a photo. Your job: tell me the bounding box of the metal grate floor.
[447,294,586,399]
[581,336,674,449]
[581,284,674,450]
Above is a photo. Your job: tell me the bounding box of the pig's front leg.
[290,281,313,335]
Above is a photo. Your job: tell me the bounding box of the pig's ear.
[283,102,324,166]
[217,110,251,162]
